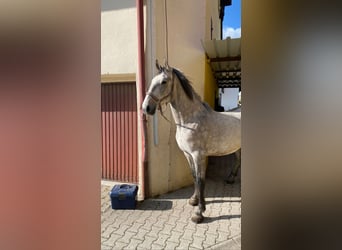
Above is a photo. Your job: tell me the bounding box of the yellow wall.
[204,59,217,108]
[205,0,221,40]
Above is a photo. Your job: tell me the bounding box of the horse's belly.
[175,125,241,156]
[204,120,241,155]
[206,133,241,156]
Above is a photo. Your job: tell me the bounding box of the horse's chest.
[175,125,205,152]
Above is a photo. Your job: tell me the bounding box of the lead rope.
[158,0,171,123]
[158,103,171,123]
[164,0,169,67]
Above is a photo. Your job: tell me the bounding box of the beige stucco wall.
[145,0,220,197]
[101,0,138,75]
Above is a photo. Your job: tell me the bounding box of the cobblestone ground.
[101,155,241,250]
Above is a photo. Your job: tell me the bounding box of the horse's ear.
[156,60,162,72]
[163,59,170,70]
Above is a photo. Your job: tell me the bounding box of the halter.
[146,69,175,122]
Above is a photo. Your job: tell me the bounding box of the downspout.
[137,0,148,199]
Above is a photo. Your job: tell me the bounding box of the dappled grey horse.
[142,62,241,223]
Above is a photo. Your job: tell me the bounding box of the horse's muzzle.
[143,104,156,115]
[142,98,157,115]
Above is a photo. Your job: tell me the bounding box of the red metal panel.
[101,82,138,183]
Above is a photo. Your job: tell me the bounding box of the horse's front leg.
[191,155,207,224]
[184,152,199,206]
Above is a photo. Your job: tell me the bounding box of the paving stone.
[184,223,196,233]
[117,231,135,244]
[206,224,219,235]
[165,215,178,226]
[159,212,173,221]
[102,233,122,247]
[152,233,169,247]
[203,242,212,249]
[164,240,179,249]
[141,220,154,231]
[191,235,205,249]
[101,224,118,239]
[180,228,195,241]
[161,223,175,235]
[101,237,109,244]
[135,212,151,224]
[205,232,218,246]
[144,215,159,225]
[188,246,202,250]
[150,243,165,250]
[125,238,143,249]
[195,221,209,231]
[127,222,144,234]
[114,224,130,236]
[210,238,241,250]
[168,231,183,243]
[229,228,241,237]
[216,230,230,243]
[171,208,183,218]
[233,236,241,246]
[112,241,129,249]
[145,225,162,239]
[101,219,115,232]
[218,221,230,232]
[137,236,156,249]
[133,228,149,241]
[101,210,114,222]
[100,245,112,250]
[173,221,187,233]
[176,239,192,250]
[193,227,207,238]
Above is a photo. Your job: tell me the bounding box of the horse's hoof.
[189,197,199,206]
[191,214,204,223]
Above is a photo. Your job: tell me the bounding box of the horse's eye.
[161,80,167,85]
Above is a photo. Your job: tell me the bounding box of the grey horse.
[142,62,241,223]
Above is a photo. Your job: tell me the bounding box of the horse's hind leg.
[184,152,199,206]
[226,149,241,184]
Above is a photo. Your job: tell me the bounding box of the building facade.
[101,0,233,198]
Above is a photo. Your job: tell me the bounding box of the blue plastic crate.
[110,184,138,209]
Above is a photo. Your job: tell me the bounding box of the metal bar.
[210,55,241,62]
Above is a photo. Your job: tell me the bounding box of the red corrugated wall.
[101,82,138,183]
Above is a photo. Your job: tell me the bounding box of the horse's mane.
[158,65,208,109]
[172,68,212,112]
[172,68,196,101]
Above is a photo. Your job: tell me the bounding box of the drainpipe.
[137,0,148,199]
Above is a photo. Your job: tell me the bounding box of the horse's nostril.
[146,106,150,113]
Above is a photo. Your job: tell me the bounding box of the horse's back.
[227,106,241,112]
[221,111,241,120]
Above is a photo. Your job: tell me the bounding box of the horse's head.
[142,60,174,115]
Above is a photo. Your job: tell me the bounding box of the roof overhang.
[202,38,241,88]
[219,0,232,19]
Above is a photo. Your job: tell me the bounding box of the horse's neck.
[169,80,205,125]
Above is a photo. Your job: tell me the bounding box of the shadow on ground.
[137,199,173,211]
[205,214,241,223]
